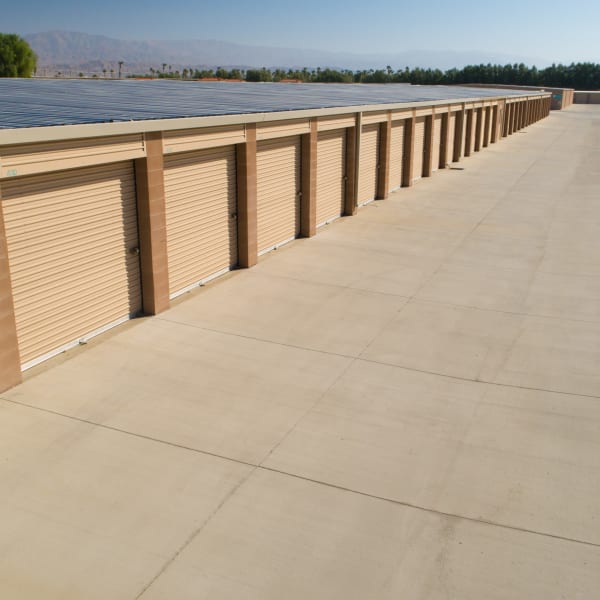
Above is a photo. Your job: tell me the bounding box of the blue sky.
[6,0,600,64]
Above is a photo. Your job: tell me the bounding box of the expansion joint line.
[1,395,599,552]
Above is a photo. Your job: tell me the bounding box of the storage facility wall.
[413,117,426,181]
[256,136,302,253]
[316,129,346,226]
[0,93,550,387]
[164,145,238,298]
[357,123,379,203]
[1,162,141,368]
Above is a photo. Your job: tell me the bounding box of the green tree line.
[132,62,600,89]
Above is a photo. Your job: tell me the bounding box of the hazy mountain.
[25,31,547,73]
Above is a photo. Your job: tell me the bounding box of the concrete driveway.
[2,105,600,599]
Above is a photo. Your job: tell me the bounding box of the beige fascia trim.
[0,92,551,147]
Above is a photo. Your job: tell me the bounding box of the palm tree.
[118,61,124,79]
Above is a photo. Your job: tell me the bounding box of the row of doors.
[357,113,459,204]
[2,109,489,369]
[1,131,347,368]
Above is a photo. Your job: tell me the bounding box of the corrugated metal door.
[431,115,442,172]
[256,136,301,254]
[413,117,426,180]
[164,145,238,298]
[316,129,346,226]
[478,110,485,148]
[1,162,141,369]
[447,113,456,163]
[462,114,469,156]
[358,123,379,204]
[389,121,404,191]
[470,110,477,151]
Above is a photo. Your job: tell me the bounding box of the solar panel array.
[0,79,538,130]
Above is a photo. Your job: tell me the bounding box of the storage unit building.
[0,79,551,391]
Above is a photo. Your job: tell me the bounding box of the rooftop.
[1,106,599,598]
[0,79,540,130]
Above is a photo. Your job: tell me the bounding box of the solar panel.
[0,79,539,130]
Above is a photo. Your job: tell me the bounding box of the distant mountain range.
[24,31,547,75]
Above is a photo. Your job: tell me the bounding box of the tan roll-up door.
[1,162,141,369]
[316,129,346,227]
[470,110,477,151]
[479,111,485,148]
[256,136,301,254]
[164,145,238,298]
[447,113,456,164]
[413,117,426,181]
[389,121,404,191]
[462,113,469,156]
[431,115,442,172]
[357,123,379,204]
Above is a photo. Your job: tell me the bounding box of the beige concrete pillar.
[135,132,170,315]
[301,120,317,237]
[236,123,258,267]
[0,185,22,392]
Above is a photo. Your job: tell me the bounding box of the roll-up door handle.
[129,247,140,256]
